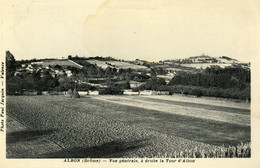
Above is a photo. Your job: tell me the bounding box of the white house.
[65,70,72,77]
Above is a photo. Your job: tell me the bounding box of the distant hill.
[22,54,249,71]
[28,56,148,70]
[162,54,249,69]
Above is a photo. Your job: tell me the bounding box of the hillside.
[31,59,83,68]
[85,59,148,70]
[162,54,250,69]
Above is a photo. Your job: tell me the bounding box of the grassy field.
[6,95,250,158]
[35,59,81,68]
[105,61,148,70]
[85,59,148,70]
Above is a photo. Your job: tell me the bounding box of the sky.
[1,0,260,62]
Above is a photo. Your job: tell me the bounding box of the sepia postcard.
[1,0,260,168]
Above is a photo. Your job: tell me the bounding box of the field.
[6,95,250,158]
[33,59,82,68]
[105,61,148,70]
[180,63,232,69]
[85,59,148,70]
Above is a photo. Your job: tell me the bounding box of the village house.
[21,64,27,68]
[14,68,28,76]
[25,64,34,72]
[54,69,65,76]
[129,81,145,88]
[65,70,72,77]
[45,65,51,69]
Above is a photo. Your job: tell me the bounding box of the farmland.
[32,59,82,68]
[85,59,148,70]
[6,95,250,158]
[180,63,232,69]
[105,61,148,70]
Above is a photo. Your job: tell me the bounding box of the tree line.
[169,66,250,89]
[134,65,250,100]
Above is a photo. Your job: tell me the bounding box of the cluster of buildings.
[188,54,218,63]
[14,63,73,78]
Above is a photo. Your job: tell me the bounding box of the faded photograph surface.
[2,0,256,161]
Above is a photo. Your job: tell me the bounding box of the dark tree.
[6,51,16,79]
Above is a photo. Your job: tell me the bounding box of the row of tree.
[169,66,250,89]
[134,66,250,100]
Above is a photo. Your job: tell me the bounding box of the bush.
[190,88,203,97]
[76,83,96,91]
[99,86,123,95]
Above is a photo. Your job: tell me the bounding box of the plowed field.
[6,95,250,158]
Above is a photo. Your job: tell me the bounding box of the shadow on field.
[40,139,150,158]
[6,129,58,144]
